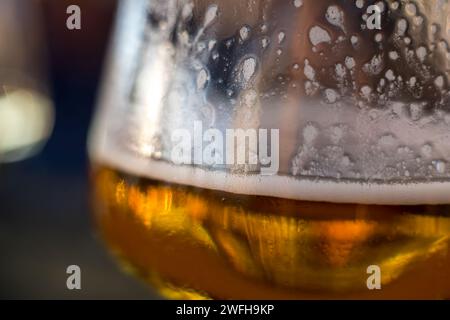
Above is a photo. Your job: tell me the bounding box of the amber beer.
[91,163,450,299]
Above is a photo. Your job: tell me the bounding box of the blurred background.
[0,0,157,299]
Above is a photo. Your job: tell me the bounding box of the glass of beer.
[0,0,54,163]
[89,0,450,299]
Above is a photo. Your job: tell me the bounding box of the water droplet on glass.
[324,88,339,103]
[405,3,417,16]
[278,31,286,44]
[239,25,251,41]
[293,0,303,8]
[303,123,319,145]
[421,144,433,158]
[434,76,444,89]
[241,57,257,84]
[197,69,209,90]
[397,19,408,36]
[355,0,364,9]
[434,160,446,174]
[389,51,399,60]
[326,5,345,32]
[304,59,316,81]
[204,5,219,28]
[416,46,427,62]
[309,26,331,46]
[345,56,355,69]
[208,40,217,51]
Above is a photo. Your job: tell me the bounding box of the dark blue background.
[0,0,157,299]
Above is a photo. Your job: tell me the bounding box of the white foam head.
[89,140,450,205]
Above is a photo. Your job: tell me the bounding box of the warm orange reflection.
[92,166,450,299]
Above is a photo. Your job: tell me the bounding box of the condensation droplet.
[421,144,433,158]
[197,69,209,90]
[363,54,384,75]
[326,5,345,32]
[410,102,424,121]
[345,56,355,69]
[375,33,383,42]
[434,160,446,174]
[335,63,346,78]
[355,0,364,9]
[434,75,444,89]
[397,19,408,36]
[293,0,303,8]
[379,134,397,147]
[182,3,194,20]
[416,46,427,62]
[303,123,319,145]
[309,26,331,46]
[361,86,372,98]
[242,89,258,107]
[304,59,316,81]
[278,31,286,44]
[389,51,399,60]
[208,40,217,51]
[324,88,339,103]
[405,3,417,16]
[385,69,395,81]
[413,16,423,27]
[239,25,251,41]
[260,24,268,33]
[204,5,219,28]
[241,57,257,83]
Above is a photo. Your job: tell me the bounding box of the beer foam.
[90,143,450,205]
